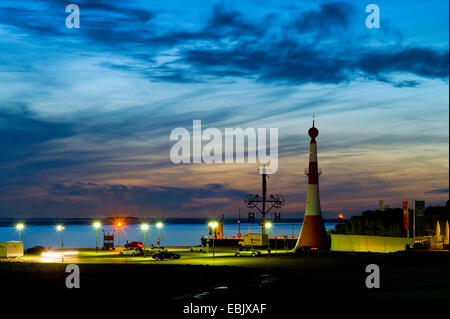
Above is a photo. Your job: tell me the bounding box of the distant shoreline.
[0,217,339,227]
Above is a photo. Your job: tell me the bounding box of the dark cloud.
[426,188,449,194]
[1,1,447,86]
[45,182,247,215]
[295,2,352,33]
[0,102,242,202]
[0,108,74,161]
[391,80,422,88]
[155,5,449,86]
[356,48,449,79]
[177,38,448,85]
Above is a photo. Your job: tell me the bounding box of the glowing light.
[93,221,101,229]
[156,222,163,229]
[265,222,272,229]
[208,222,218,229]
[41,251,78,257]
[56,225,65,231]
[40,257,57,263]
[16,223,24,230]
[40,251,78,262]
[141,223,149,231]
[117,222,122,227]
[338,214,344,219]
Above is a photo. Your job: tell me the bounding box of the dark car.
[24,246,47,255]
[152,251,181,260]
[124,241,144,249]
[297,246,319,253]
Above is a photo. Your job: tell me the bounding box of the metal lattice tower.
[244,167,285,235]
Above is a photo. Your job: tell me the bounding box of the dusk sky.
[0,0,448,219]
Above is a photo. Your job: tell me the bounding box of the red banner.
[402,200,409,231]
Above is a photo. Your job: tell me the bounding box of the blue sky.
[0,0,448,218]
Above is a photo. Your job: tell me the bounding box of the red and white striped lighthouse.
[296,120,328,249]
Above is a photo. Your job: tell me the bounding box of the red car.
[124,241,144,249]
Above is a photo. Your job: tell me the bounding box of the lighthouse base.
[296,215,328,249]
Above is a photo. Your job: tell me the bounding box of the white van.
[0,241,24,258]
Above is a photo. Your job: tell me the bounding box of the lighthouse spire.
[295,119,328,249]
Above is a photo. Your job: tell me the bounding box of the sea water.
[0,222,337,249]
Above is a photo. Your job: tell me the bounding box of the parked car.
[296,246,319,253]
[190,245,206,252]
[143,249,152,256]
[235,247,261,257]
[152,251,181,260]
[24,245,47,255]
[120,247,143,256]
[148,246,168,252]
[124,241,144,249]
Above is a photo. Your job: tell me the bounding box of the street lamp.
[93,221,101,252]
[116,221,123,247]
[56,225,65,262]
[208,222,218,258]
[141,223,149,249]
[16,223,24,241]
[156,222,163,247]
[265,222,272,255]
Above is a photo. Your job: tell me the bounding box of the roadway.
[11,246,301,269]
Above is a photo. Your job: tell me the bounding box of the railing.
[414,235,432,243]
[414,235,445,245]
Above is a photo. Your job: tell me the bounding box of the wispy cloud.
[426,188,449,194]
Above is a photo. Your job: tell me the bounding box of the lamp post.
[56,225,65,262]
[141,223,149,249]
[265,222,272,255]
[208,222,218,258]
[116,221,123,247]
[16,223,24,242]
[156,222,163,247]
[93,221,101,252]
